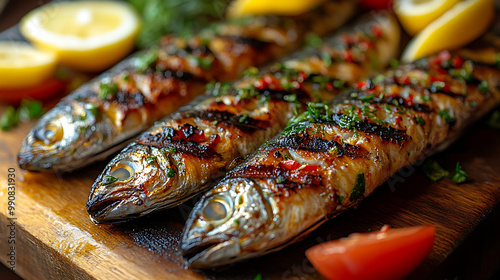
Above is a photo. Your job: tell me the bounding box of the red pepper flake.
[341,33,352,46]
[207,134,221,148]
[404,93,415,106]
[395,115,402,126]
[438,51,451,62]
[451,56,464,68]
[401,75,410,85]
[356,81,366,89]
[300,165,319,172]
[371,25,382,38]
[342,49,354,63]
[326,82,334,91]
[358,40,374,51]
[299,71,308,82]
[281,160,301,171]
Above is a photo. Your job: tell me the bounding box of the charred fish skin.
[87,12,401,224]
[180,41,500,268]
[17,0,356,173]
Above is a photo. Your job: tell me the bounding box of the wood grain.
[1,101,500,279]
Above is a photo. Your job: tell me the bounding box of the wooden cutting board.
[1,101,500,280]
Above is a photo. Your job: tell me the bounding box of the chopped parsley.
[305,33,323,47]
[84,103,99,117]
[193,55,214,70]
[478,80,490,94]
[102,174,118,185]
[99,80,119,99]
[487,110,500,130]
[438,109,456,125]
[452,162,468,184]
[233,219,240,226]
[167,167,177,177]
[321,51,332,67]
[422,159,449,182]
[337,194,345,204]
[135,48,158,72]
[146,156,158,165]
[389,58,400,68]
[161,147,177,153]
[0,99,44,131]
[238,114,248,123]
[275,178,284,184]
[349,173,365,201]
[415,116,426,126]
[253,274,262,280]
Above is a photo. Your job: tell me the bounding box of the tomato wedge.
[306,225,435,280]
[0,78,67,104]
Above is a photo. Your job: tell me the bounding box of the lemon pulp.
[20,1,140,72]
[0,42,57,89]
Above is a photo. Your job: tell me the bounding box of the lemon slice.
[0,42,57,90]
[227,0,327,18]
[401,0,495,63]
[20,1,140,72]
[394,0,462,35]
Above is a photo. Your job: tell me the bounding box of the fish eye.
[36,121,63,144]
[203,197,232,221]
[110,161,136,181]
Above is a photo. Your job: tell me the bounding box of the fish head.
[17,100,110,172]
[86,142,179,223]
[180,177,275,268]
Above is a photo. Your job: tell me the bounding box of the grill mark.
[136,131,221,159]
[271,134,369,159]
[230,164,322,186]
[218,35,271,50]
[179,109,271,133]
[330,114,411,144]
[162,70,197,81]
[185,44,213,56]
[114,90,146,109]
[256,88,310,102]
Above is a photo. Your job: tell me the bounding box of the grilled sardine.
[86,12,401,223]
[18,0,356,172]
[180,37,500,268]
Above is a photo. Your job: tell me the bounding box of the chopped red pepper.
[400,75,410,85]
[404,93,415,106]
[451,56,464,68]
[371,25,382,38]
[343,49,354,63]
[326,82,334,91]
[395,115,402,126]
[281,160,301,171]
[300,165,319,172]
[356,81,366,89]
[299,71,308,82]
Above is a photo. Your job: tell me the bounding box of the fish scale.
[86,12,401,223]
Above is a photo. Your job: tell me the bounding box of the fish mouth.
[180,238,241,269]
[86,189,145,224]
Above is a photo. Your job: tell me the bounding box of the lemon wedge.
[401,0,495,63]
[0,42,57,90]
[394,0,462,35]
[227,0,327,18]
[20,1,140,72]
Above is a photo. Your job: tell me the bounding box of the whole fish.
[180,39,500,267]
[86,12,401,224]
[17,0,356,172]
